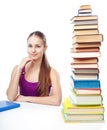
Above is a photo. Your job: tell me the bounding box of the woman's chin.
[30,57,38,61]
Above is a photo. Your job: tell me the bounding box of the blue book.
[0,100,20,112]
[70,76,100,89]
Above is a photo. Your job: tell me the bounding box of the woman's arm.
[6,65,22,101]
[16,68,62,106]
[6,57,32,101]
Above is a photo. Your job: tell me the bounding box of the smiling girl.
[6,31,62,106]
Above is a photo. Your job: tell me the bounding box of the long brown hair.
[27,31,51,96]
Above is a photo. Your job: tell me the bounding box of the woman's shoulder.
[50,68,60,79]
[11,65,24,74]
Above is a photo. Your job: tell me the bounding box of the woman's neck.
[30,58,42,70]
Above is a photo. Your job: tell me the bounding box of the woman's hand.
[16,95,28,102]
[18,57,32,70]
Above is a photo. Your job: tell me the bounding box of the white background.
[0,0,106,129]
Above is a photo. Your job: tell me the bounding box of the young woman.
[6,31,62,106]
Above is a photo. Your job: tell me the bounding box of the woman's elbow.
[6,95,15,102]
[6,92,16,102]
[54,96,62,106]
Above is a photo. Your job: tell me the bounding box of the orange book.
[71,58,98,64]
[70,15,98,22]
[71,47,99,52]
[80,5,91,10]
[73,29,99,35]
[72,34,103,43]
[72,42,101,48]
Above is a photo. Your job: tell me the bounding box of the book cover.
[71,47,99,53]
[80,5,91,10]
[70,76,100,88]
[71,58,98,64]
[78,9,92,16]
[73,29,99,35]
[0,101,20,112]
[72,68,99,74]
[71,63,99,69]
[72,73,99,80]
[70,15,98,21]
[63,111,104,122]
[73,24,98,30]
[61,108,104,122]
[71,51,101,58]
[72,42,101,48]
[69,88,103,105]
[74,88,101,95]
[72,34,103,43]
[72,19,98,25]
[63,98,104,114]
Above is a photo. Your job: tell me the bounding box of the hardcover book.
[63,98,104,114]
[72,34,103,43]
[0,100,20,112]
[62,109,104,122]
[70,76,101,89]
[73,29,99,35]
[72,42,101,48]
[69,88,103,105]
[74,88,101,95]
[70,15,98,21]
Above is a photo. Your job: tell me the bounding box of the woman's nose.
[32,47,36,52]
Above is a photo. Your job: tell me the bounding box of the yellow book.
[61,108,104,123]
[63,98,104,114]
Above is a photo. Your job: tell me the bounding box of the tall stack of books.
[61,5,105,123]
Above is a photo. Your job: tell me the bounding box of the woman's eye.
[36,45,41,48]
[28,44,32,47]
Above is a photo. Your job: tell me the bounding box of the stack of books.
[61,5,105,123]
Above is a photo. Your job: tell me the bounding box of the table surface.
[0,102,106,130]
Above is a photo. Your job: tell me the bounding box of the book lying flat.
[70,76,100,88]
[71,47,99,53]
[74,88,101,95]
[71,63,99,69]
[71,58,98,64]
[72,34,103,43]
[61,108,104,123]
[72,73,98,80]
[73,29,99,35]
[80,5,91,10]
[63,98,104,114]
[72,19,98,25]
[71,51,101,58]
[69,88,103,105]
[70,15,98,21]
[72,68,99,74]
[72,42,101,48]
[62,110,104,122]
[73,24,98,30]
[0,101,20,112]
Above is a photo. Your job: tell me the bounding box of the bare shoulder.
[50,68,60,79]
[11,65,19,75]
[12,65,18,72]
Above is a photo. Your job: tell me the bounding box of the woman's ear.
[44,45,48,52]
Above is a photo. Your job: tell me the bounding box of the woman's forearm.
[6,67,22,101]
[27,96,61,106]
[17,95,62,106]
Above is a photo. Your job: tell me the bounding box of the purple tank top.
[19,67,51,96]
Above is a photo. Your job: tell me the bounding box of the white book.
[71,52,101,58]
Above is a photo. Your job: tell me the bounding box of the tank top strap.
[21,67,26,75]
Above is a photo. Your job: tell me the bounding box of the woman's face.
[27,35,47,61]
